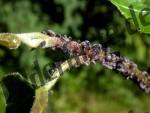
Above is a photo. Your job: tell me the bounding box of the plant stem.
[0,30,149,93]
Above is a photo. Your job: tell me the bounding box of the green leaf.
[0,85,6,113]
[110,0,150,34]
[30,87,49,113]
[1,72,35,113]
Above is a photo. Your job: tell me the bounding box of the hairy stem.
[0,30,149,93]
[44,55,90,90]
[42,30,150,93]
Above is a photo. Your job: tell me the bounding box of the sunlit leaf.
[110,0,150,34]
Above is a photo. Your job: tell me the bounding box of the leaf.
[1,72,35,113]
[0,85,6,113]
[110,0,150,34]
[30,87,49,113]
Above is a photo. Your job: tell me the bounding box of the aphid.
[74,56,82,67]
[92,44,102,54]
[81,55,91,66]
[106,54,112,61]
[77,40,81,43]
[102,47,110,54]
[143,71,150,80]
[42,29,56,37]
[145,86,150,93]
[62,41,71,53]
[54,62,64,76]
[67,59,73,70]
[115,60,123,70]
[84,60,91,66]
[77,44,84,55]
[140,81,146,90]
[55,34,62,38]
[81,40,90,49]
[63,35,68,38]
[41,30,47,34]
[47,30,56,36]
[62,35,70,42]
[51,47,56,50]
[112,51,120,57]
[68,36,72,40]
[40,41,46,48]
[92,44,102,50]
[49,74,57,81]
[91,60,96,64]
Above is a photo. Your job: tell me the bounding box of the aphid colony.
[41,30,150,93]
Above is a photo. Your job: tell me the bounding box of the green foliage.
[0,86,6,113]
[110,0,150,34]
[0,0,150,113]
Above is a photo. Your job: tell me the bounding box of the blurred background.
[0,0,150,113]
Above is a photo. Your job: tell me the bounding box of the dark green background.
[0,0,150,113]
